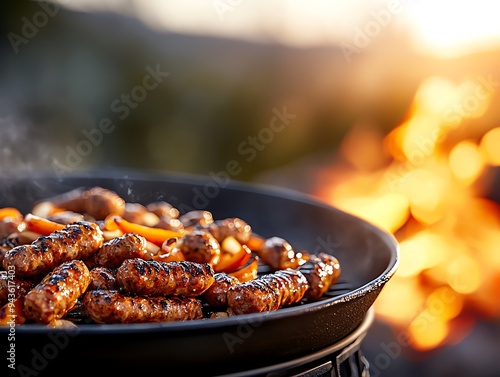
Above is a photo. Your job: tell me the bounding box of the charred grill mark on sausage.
[2,221,104,278]
[227,269,309,315]
[84,233,148,270]
[88,267,119,291]
[23,259,91,324]
[299,252,341,300]
[116,258,215,297]
[202,272,240,307]
[81,289,203,323]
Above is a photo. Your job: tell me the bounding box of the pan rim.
[0,168,400,334]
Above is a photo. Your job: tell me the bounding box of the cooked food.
[23,260,90,324]
[179,210,214,229]
[300,252,341,300]
[205,217,252,244]
[116,258,215,297]
[146,201,180,219]
[0,185,342,326]
[47,210,85,224]
[254,236,309,271]
[0,217,24,239]
[0,235,19,266]
[123,202,160,227]
[81,290,203,324]
[84,232,148,270]
[202,272,240,307]
[2,221,104,278]
[175,230,221,265]
[0,271,36,307]
[227,269,309,314]
[45,186,126,220]
[88,267,119,291]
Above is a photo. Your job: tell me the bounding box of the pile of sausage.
[0,186,341,326]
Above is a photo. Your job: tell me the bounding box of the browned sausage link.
[2,221,104,278]
[0,271,37,307]
[23,259,91,324]
[262,269,310,307]
[47,211,85,225]
[206,218,252,244]
[116,258,215,297]
[202,272,240,307]
[88,267,118,291]
[48,186,126,220]
[255,237,308,271]
[0,236,20,266]
[227,269,309,315]
[84,233,148,270]
[300,253,341,300]
[81,289,203,323]
[146,201,180,219]
[176,230,221,265]
[179,210,214,229]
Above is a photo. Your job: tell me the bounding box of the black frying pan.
[0,169,399,376]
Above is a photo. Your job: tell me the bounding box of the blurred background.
[1,0,500,375]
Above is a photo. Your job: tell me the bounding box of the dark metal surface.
[0,169,399,376]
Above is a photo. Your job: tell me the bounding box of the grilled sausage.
[47,211,85,225]
[0,236,20,266]
[0,271,36,307]
[23,259,91,324]
[88,267,118,291]
[123,203,160,227]
[84,233,149,270]
[206,218,252,244]
[146,201,180,219]
[116,258,215,297]
[300,253,341,300]
[2,221,104,278]
[179,210,214,229]
[175,230,221,265]
[202,272,240,307]
[47,186,126,220]
[227,269,309,315]
[81,290,203,323]
[255,237,308,271]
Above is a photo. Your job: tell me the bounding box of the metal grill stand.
[219,307,375,377]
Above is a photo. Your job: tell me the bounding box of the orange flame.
[316,75,500,352]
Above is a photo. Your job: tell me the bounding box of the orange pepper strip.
[214,240,252,273]
[228,256,259,283]
[24,213,65,236]
[0,207,23,221]
[103,213,122,231]
[111,216,184,247]
[244,233,266,252]
[0,297,27,326]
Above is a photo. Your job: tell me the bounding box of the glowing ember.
[316,76,500,352]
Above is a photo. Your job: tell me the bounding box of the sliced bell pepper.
[214,236,252,273]
[228,255,259,282]
[244,233,266,252]
[24,213,65,235]
[0,207,23,221]
[152,238,185,262]
[103,213,122,231]
[110,215,184,246]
